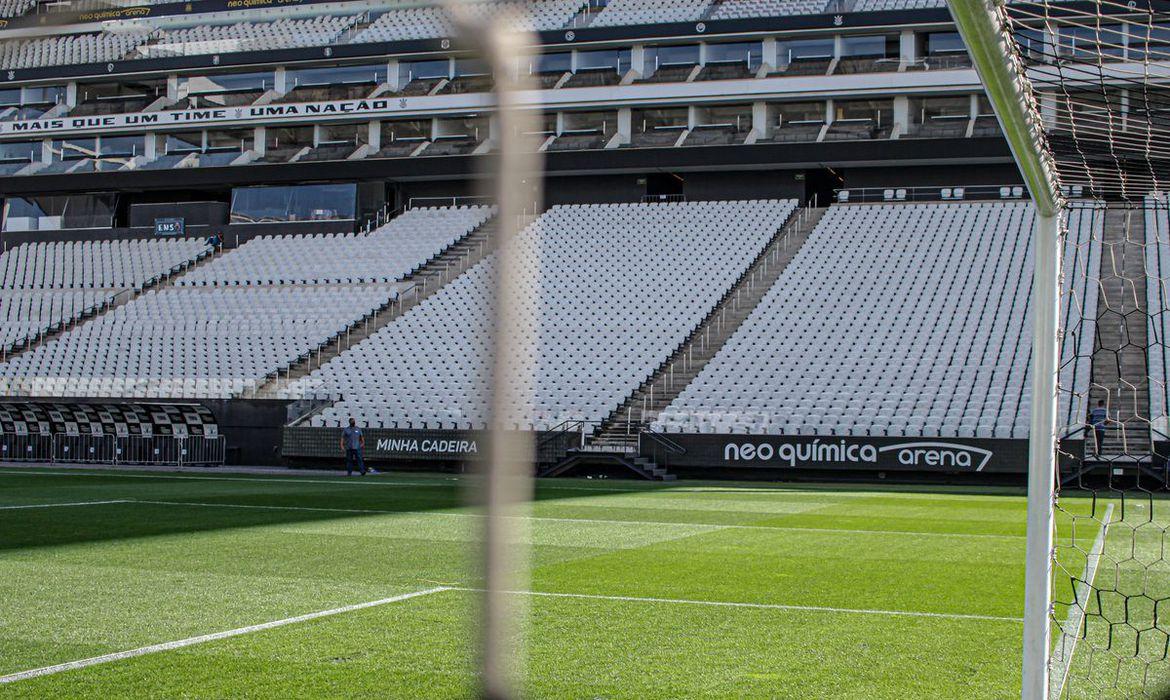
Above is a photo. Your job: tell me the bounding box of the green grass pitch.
[0,466,1160,698]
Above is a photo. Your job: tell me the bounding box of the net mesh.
[989,1,1170,696]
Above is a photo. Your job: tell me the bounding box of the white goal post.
[945,1,1065,698]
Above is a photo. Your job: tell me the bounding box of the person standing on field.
[341,418,367,476]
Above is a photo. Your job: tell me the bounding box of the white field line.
[132,499,1025,541]
[0,586,451,686]
[1048,503,1114,700]
[0,499,132,511]
[0,467,1023,500]
[449,587,1023,623]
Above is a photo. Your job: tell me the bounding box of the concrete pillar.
[254,126,266,156]
[273,67,287,94]
[145,132,159,159]
[762,38,778,71]
[617,107,632,144]
[368,120,381,150]
[900,30,916,66]
[386,59,401,91]
[630,44,646,77]
[65,82,78,109]
[893,95,909,135]
[555,111,565,135]
[752,101,771,138]
[1039,92,1058,129]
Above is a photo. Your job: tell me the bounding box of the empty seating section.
[0,238,207,354]
[0,286,395,398]
[590,0,712,27]
[354,1,584,43]
[710,0,829,19]
[0,32,148,70]
[1146,199,1170,431]
[1,290,111,353]
[654,201,1101,438]
[853,0,944,10]
[0,207,497,399]
[1057,204,1102,437]
[148,17,358,57]
[285,199,798,429]
[0,238,206,290]
[177,207,493,287]
[0,0,33,18]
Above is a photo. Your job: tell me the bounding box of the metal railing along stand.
[0,433,225,466]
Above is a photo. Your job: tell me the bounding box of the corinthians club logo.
[723,439,993,471]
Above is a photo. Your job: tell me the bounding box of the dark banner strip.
[284,425,1048,474]
[284,426,486,462]
[662,433,1031,473]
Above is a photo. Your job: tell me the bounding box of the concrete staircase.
[250,217,498,398]
[0,243,224,363]
[1088,204,1152,459]
[588,204,828,451]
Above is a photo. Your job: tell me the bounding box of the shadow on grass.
[0,463,1090,554]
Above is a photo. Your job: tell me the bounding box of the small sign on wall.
[154,217,185,237]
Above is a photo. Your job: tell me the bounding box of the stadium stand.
[589,0,712,27]
[0,207,496,398]
[710,0,830,19]
[0,285,396,398]
[1,290,112,355]
[283,199,799,429]
[177,206,494,287]
[0,238,210,356]
[852,0,945,9]
[0,0,33,18]
[145,17,359,58]
[1146,198,1170,434]
[652,201,1101,438]
[0,238,207,290]
[0,31,149,70]
[353,0,584,43]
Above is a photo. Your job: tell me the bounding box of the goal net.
[947,1,1170,698]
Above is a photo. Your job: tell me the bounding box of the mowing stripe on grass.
[132,499,1025,540]
[450,587,1024,623]
[0,499,132,511]
[1048,503,1114,700]
[0,586,451,686]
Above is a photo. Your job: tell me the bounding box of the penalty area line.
[0,499,133,510]
[0,586,451,686]
[449,587,1024,623]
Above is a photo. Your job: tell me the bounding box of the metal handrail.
[638,427,685,455]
